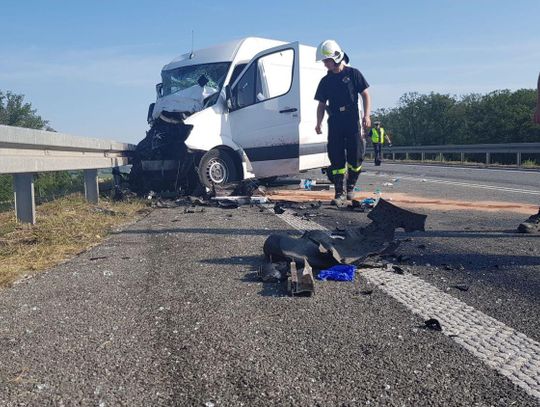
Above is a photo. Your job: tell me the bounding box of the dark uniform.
[314,66,369,196]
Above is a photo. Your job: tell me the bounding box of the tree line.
[372,89,540,146]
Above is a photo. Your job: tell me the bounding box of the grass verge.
[0,194,149,287]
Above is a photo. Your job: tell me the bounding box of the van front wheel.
[198,149,240,188]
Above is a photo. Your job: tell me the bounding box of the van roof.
[162,37,287,71]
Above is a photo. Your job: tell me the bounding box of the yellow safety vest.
[371,127,385,144]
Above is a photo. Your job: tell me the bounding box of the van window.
[231,49,294,110]
[229,63,247,86]
[235,63,257,108]
[161,62,230,98]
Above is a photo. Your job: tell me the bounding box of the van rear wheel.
[198,149,240,189]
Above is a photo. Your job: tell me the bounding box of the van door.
[228,42,300,178]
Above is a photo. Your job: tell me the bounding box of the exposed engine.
[129,111,200,195]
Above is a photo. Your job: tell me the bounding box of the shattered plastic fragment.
[424,318,442,331]
[452,283,470,292]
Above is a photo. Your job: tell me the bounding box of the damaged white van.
[130,37,333,193]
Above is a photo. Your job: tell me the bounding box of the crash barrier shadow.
[201,255,262,266]
[113,228,295,237]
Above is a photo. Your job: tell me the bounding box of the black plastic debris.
[424,318,442,331]
[257,261,288,283]
[188,196,209,206]
[517,209,540,234]
[184,207,205,214]
[260,199,427,282]
[218,200,239,209]
[273,203,285,214]
[452,283,469,292]
[391,265,405,275]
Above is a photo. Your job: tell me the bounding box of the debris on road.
[517,209,540,234]
[288,259,315,296]
[257,260,288,283]
[351,197,376,211]
[452,283,470,292]
[259,199,427,296]
[424,318,443,332]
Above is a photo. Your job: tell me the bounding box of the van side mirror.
[155,83,163,98]
[147,103,155,124]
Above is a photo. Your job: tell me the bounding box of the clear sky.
[1,0,539,144]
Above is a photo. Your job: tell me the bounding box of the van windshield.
[161,62,231,98]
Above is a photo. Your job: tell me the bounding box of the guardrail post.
[84,169,99,204]
[421,152,425,162]
[405,153,409,160]
[438,153,443,162]
[486,152,491,165]
[13,173,36,224]
[392,152,395,160]
[461,152,465,163]
[517,152,522,167]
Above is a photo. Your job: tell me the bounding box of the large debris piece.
[517,209,540,234]
[288,260,315,296]
[260,199,427,291]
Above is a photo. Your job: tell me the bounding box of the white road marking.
[382,162,540,175]
[365,173,540,196]
[272,209,540,400]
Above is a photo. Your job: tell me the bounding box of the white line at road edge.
[369,174,540,196]
[383,162,540,175]
[273,209,540,401]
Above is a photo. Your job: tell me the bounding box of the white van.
[135,37,333,192]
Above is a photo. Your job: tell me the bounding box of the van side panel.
[298,45,330,171]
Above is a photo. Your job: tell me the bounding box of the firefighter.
[314,39,371,205]
[369,121,392,166]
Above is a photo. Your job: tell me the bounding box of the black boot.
[331,174,346,206]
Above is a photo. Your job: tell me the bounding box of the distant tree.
[374,89,540,145]
[0,90,50,129]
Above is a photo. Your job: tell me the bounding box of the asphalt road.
[0,162,539,406]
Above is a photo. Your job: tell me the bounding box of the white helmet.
[316,39,346,63]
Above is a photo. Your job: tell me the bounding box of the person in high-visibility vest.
[369,121,392,166]
[314,39,371,205]
[518,72,540,233]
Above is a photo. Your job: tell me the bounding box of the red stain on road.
[267,189,538,215]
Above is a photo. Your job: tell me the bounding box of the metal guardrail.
[0,125,135,224]
[366,142,540,166]
[2,123,539,223]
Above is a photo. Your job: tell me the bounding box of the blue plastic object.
[301,179,313,190]
[360,198,376,206]
[316,265,356,281]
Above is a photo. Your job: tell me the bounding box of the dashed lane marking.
[271,208,540,400]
